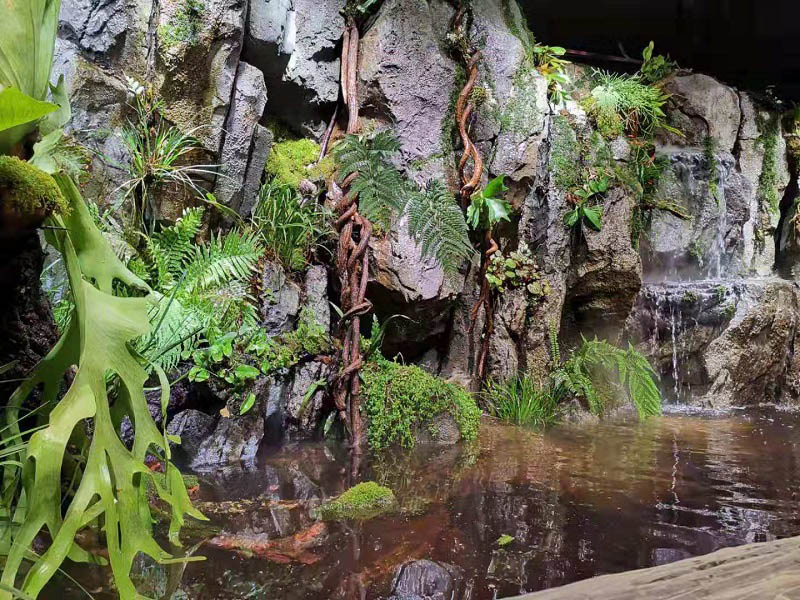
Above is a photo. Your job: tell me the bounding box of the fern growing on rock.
[407,180,473,277]
[552,336,662,419]
[334,130,407,228]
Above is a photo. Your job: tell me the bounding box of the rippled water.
[56,407,800,599]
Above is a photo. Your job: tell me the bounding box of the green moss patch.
[0,155,68,216]
[362,357,481,450]
[317,482,396,521]
[265,139,334,188]
[757,114,782,216]
[159,0,205,50]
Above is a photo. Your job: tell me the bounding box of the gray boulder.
[167,409,218,458]
[261,261,301,335]
[189,412,264,470]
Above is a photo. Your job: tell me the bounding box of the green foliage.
[0,0,61,110]
[406,180,473,277]
[117,87,218,232]
[564,176,608,232]
[334,130,407,228]
[0,155,68,215]
[189,307,330,403]
[550,116,582,191]
[316,482,396,521]
[0,87,57,135]
[533,44,570,103]
[496,534,515,547]
[467,175,512,230]
[756,114,781,215]
[362,355,481,450]
[1,175,203,600]
[252,181,332,271]
[265,139,334,189]
[159,0,205,49]
[483,375,560,428]
[485,243,549,298]
[135,207,263,370]
[585,70,676,139]
[639,41,677,84]
[552,337,662,419]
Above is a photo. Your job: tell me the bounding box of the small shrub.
[639,41,677,84]
[362,356,481,450]
[483,375,560,427]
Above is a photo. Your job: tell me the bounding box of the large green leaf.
[0,176,204,600]
[0,87,57,133]
[0,0,61,101]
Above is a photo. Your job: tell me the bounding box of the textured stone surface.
[388,559,464,600]
[358,0,457,182]
[658,73,742,152]
[240,124,273,215]
[303,265,330,329]
[628,279,800,407]
[167,409,217,458]
[244,0,344,135]
[261,261,301,335]
[215,62,268,212]
[512,534,800,600]
[189,412,264,470]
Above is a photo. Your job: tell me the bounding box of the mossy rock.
[315,482,397,521]
[0,155,68,220]
[265,139,335,188]
[362,357,481,450]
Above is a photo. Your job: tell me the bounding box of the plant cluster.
[466,174,512,230]
[485,243,549,298]
[584,70,676,139]
[334,131,474,277]
[483,374,560,427]
[159,0,205,50]
[188,307,330,413]
[551,334,662,419]
[266,138,335,189]
[252,180,332,270]
[117,82,219,233]
[564,175,609,232]
[639,41,677,84]
[533,44,570,104]
[362,354,481,450]
[756,113,782,215]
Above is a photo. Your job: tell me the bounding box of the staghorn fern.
[334,130,407,228]
[406,180,473,277]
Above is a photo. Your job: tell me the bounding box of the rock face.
[627,279,800,407]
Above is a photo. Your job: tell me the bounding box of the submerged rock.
[388,559,465,600]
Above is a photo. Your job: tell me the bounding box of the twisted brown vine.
[451,4,497,384]
[326,16,370,453]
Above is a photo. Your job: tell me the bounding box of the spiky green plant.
[483,375,561,427]
[115,89,219,233]
[333,130,407,228]
[587,70,677,138]
[406,180,473,277]
[252,180,332,270]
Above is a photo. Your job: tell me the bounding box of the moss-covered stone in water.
[362,357,481,450]
[265,139,334,188]
[317,482,396,521]
[0,155,68,216]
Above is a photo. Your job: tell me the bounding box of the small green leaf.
[240,392,257,415]
[233,364,261,380]
[564,209,580,227]
[482,174,508,200]
[496,534,515,546]
[485,197,511,225]
[584,207,603,231]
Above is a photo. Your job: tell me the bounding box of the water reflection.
[56,408,800,599]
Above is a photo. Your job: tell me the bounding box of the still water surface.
[57,408,800,599]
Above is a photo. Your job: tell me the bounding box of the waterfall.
[707,155,728,280]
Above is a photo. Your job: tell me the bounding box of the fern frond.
[182,229,262,295]
[406,180,473,277]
